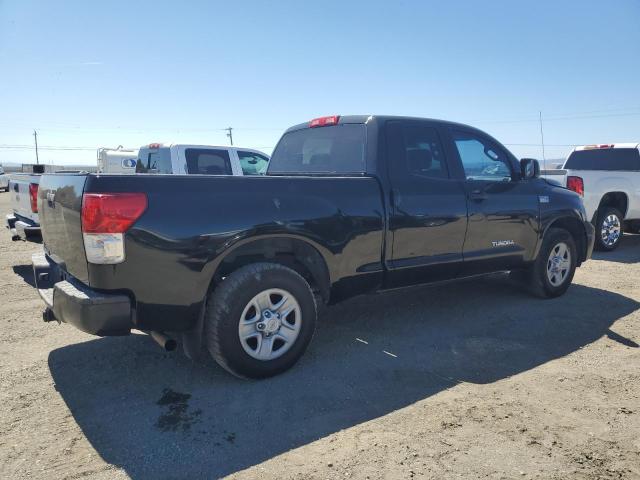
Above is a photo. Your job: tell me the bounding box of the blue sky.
[1,0,639,166]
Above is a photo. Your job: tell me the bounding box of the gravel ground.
[0,191,638,480]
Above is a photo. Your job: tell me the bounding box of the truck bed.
[38,173,385,332]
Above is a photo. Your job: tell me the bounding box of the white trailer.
[97,146,139,174]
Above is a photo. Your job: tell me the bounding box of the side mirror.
[520,158,540,180]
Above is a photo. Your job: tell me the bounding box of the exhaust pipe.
[149,331,177,352]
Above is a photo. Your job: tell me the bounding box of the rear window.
[185,149,232,175]
[564,148,640,171]
[136,148,173,174]
[268,124,366,174]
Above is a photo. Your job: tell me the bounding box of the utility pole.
[33,129,40,165]
[538,111,546,169]
[225,127,233,146]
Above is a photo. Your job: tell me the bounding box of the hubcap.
[238,288,302,361]
[546,242,571,287]
[601,214,621,247]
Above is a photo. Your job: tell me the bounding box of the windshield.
[268,124,366,174]
[564,148,640,171]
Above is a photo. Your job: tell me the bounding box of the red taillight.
[309,115,340,128]
[567,176,584,196]
[81,193,147,233]
[29,183,39,213]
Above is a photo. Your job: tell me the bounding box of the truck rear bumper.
[6,214,41,241]
[32,252,132,336]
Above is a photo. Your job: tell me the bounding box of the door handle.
[468,189,488,201]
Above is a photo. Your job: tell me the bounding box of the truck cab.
[135,143,270,176]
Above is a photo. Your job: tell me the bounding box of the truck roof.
[283,114,489,134]
[140,143,267,152]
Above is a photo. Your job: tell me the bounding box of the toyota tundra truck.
[32,115,595,379]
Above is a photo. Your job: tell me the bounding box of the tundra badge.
[492,240,515,247]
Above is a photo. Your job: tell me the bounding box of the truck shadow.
[48,276,639,479]
[591,233,640,264]
[12,264,36,287]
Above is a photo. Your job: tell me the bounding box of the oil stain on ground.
[155,388,202,432]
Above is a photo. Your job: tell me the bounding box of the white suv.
[563,143,640,250]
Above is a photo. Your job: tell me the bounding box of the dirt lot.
[0,191,639,480]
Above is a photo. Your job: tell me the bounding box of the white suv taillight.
[81,193,147,264]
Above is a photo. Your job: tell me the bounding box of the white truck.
[135,143,270,175]
[562,143,640,251]
[5,170,42,241]
[97,147,139,174]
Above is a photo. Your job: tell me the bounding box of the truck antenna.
[225,127,234,146]
[33,129,40,165]
[539,111,546,170]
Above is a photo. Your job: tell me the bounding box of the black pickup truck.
[33,115,595,378]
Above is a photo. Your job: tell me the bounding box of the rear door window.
[564,148,640,171]
[386,122,449,179]
[185,149,232,175]
[238,151,269,175]
[268,124,366,174]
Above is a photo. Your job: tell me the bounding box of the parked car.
[0,165,9,192]
[136,143,270,175]
[562,143,640,250]
[5,170,41,241]
[97,146,139,174]
[32,115,594,379]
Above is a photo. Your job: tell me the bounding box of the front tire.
[520,228,577,298]
[594,207,623,251]
[205,263,317,379]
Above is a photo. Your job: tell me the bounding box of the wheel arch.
[595,191,629,220]
[544,216,588,265]
[209,235,332,304]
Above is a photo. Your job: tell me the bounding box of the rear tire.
[204,262,317,379]
[594,207,623,251]
[518,228,577,298]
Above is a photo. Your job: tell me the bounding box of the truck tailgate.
[38,174,89,283]
[10,175,40,222]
